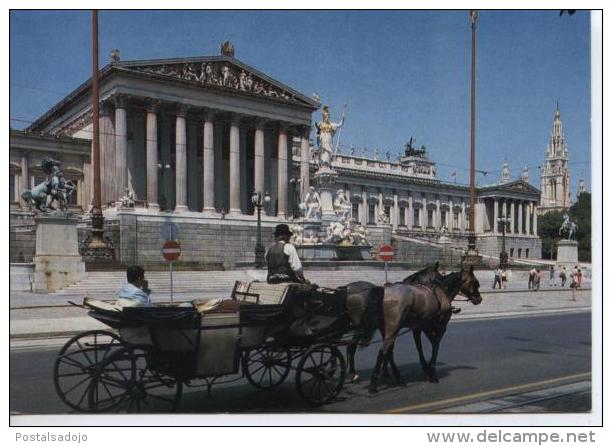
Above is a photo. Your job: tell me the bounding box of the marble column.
[461,201,466,231]
[378,191,384,225]
[518,200,523,234]
[114,95,128,201]
[146,101,159,210]
[501,200,507,233]
[100,101,116,206]
[186,119,199,210]
[240,126,248,214]
[493,198,499,234]
[533,204,538,235]
[174,105,188,212]
[253,119,265,214]
[277,123,289,219]
[361,188,368,226]
[421,195,427,227]
[228,115,241,215]
[509,200,515,234]
[408,195,414,228]
[448,198,454,229]
[435,197,441,229]
[202,111,215,213]
[19,153,29,208]
[393,192,399,230]
[525,202,531,235]
[299,126,310,202]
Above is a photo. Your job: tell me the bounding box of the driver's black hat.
[274,224,293,237]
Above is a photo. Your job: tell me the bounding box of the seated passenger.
[118,265,151,305]
[266,224,308,284]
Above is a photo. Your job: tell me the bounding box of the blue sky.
[9,10,591,196]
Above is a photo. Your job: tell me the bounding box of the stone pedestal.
[314,167,338,220]
[556,240,578,269]
[33,214,86,293]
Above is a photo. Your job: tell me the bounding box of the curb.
[10,307,591,342]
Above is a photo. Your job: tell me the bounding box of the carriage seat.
[83,297,122,312]
[232,280,295,305]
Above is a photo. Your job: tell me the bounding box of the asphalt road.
[10,312,591,415]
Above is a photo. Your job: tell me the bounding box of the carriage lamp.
[252,191,271,268]
[497,214,510,269]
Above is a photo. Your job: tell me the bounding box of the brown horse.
[345,263,444,383]
[369,266,482,393]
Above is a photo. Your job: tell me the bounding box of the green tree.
[538,210,564,259]
[569,192,591,261]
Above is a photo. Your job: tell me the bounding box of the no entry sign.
[162,240,181,262]
[379,244,394,262]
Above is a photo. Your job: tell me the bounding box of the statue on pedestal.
[333,189,351,221]
[559,213,577,240]
[315,105,345,170]
[301,186,322,220]
[377,209,390,225]
[118,188,135,208]
[21,158,75,213]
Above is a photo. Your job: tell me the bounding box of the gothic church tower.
[539,104,570,214]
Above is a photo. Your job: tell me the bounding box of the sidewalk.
[10,287,591,340]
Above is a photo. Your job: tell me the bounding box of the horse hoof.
[429,375,439,383]
[368,385,379,394]
[349,373,361,384]
[396,380,407,388]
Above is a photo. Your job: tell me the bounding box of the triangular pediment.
[115,56,318,108]
[500,180,540,194]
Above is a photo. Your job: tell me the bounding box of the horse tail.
[358,285,384,347]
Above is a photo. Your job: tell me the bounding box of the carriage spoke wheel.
[243,347,292,390]
[90,346,183,413]
[296,344,346,405]
[53,330,123,412]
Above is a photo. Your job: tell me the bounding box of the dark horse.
[345,263,444,383]
[369,266,482,393]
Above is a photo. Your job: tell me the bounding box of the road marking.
[385,372,591,413]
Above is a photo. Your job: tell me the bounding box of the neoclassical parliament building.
[10,45,548,266]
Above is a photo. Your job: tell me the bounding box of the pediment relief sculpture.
[130,62,302,104]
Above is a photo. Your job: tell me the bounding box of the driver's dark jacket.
[266,242,299,284]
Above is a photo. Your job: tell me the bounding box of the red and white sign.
[162,240,181,262]
[379,244,394,262]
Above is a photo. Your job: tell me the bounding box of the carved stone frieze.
[130,61,302,105]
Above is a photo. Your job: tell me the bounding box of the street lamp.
[252,191,271,268]
[289,177,301,219]
[497,214,510,269]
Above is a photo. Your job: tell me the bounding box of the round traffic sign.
[379,244,394,262]
[162,240,181,262]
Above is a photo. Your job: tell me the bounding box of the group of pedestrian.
[528,267,541,291]
[492,266,508,289]
[527,264,583,297]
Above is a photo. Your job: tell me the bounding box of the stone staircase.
[50,268,415,300]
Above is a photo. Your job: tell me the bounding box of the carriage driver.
[266,224,308,284]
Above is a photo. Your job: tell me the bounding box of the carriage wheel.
[90,346,183,413]
[295,344,346,405]
[53,330,123,412]
[243,347,292,390]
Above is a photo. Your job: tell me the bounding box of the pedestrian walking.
[559,267,567,287]
[501,268,508,289]
[549,265,556,287]
[533,269,541,291]
[569,270,577,301]
[492,266,502,289]
[577,269,583,288]
[528,267,536,289]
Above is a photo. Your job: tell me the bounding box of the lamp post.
[289,177,301,219]
[467,9,478,252]
[497,214,510,269]
[252,191,271,268]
